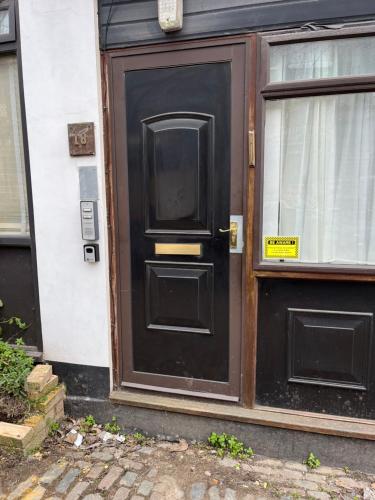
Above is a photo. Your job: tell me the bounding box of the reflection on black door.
[126,63,230,383]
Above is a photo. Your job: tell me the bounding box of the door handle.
[219,221,238,249]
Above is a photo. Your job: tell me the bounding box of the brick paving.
[3,434,375,499]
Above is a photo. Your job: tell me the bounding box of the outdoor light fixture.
[158,0,183,32]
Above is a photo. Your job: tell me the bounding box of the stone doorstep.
[28,375,59,401]
[25,364,53,393]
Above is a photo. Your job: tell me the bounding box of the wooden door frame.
[101,35,257,406]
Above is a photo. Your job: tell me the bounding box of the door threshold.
[122,381,239,402]
[110,388,375,441]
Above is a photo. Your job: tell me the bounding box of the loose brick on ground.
[65,481,90,500]
[208,485,221,500]
[55,468,80,494]
[305,472,328,483]
[113,486,131,499]
[315,466,346,476]
[119,458,144,471]
[120,471,138,488]
[284,461,307,472]
[146,468,157,479]
[294,479,321,490]
[137,480,153,496]
[85,463,105,480]
[8,475,38,500]
[335,476,368,489]
[256,459,283,468]
[22,485,46,500]
[308,492,331,500]
[278,469,303,481]
[40,462,67,485]
[190,481,207,500]
[97,465,123,491]
[224,488,237,499]
[91,451,113,462]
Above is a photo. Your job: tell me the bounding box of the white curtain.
[263,40,375,264]
[270,36,375,82]
[0,55,29,236]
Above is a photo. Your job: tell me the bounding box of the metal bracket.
[248,130,255,167]
[229,215,243,254]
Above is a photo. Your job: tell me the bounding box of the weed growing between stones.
[133,432,146,444]
[104,416,121,434]
[208,432,254,459]
[80,415,96,434]
[48,421,61,436]
[304,452,321,469]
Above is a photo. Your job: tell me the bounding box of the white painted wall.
[18,0,110,368]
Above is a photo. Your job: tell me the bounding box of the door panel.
[257,279,375,418]
[110,42,248,399]
[143,113,213,233]
[146,262,214,335]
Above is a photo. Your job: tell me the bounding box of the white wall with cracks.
[18,0,111,368]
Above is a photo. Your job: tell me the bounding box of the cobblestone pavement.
[2,432,375,499]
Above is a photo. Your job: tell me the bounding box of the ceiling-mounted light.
[158,0,183,32]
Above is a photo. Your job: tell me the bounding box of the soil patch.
[0,392,29,423]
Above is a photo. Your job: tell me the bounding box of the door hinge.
[248,130,255,167]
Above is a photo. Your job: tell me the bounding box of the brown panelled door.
[109,41,249,400]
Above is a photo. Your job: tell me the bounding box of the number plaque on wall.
[68,122,95,156]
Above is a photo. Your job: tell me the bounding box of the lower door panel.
[256,278,375,419]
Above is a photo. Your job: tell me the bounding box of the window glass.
[270,37,375,82]
[263,92,375,265]
[0,55,29,236]
[0,10,9,35]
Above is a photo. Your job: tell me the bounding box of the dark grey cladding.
[98,0,375,49]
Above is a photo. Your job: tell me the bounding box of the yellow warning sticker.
[264,236,300,260]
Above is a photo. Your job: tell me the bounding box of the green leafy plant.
[133,431,145,444]
[48,420,60,436]
[0,299,29,341]
[104,416,121,434]
[208,432,254,459]
[80,414,96,433]
[0,339,34,399]
[304,452,321,469]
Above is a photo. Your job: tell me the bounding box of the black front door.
[110,42,247,399]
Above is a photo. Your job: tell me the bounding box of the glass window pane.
[0,10,9,35]
[0,55,29,236]
[263,93,375,265]
[270,37,375,82]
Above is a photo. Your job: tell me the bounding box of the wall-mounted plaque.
[68,122,95,156]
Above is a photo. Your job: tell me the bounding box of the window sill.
[0,236,31,247]
[253,262,375,279]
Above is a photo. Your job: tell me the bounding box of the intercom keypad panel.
[80,201,99,241]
